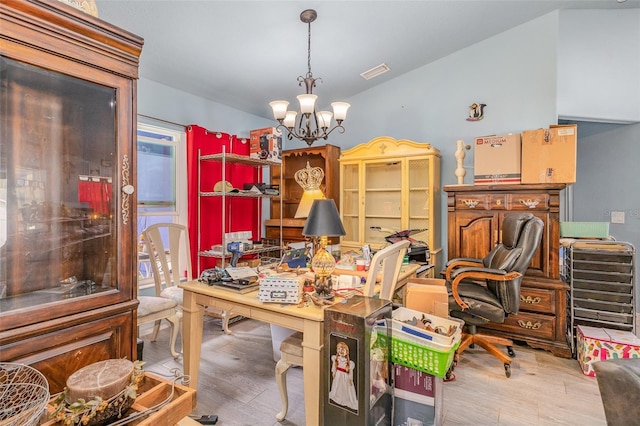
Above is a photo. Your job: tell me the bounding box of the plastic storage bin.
[376,308,463,378]
[391,307,463,346]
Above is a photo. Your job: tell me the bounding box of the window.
[136,123,187,286]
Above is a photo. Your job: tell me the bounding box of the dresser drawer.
[455,194,487,210]
[519,286,556,315]
[265,226,281,240]
[508,193,550,211]
[486,194,508,210]
[265,225,306,242]
[482,311,556,341]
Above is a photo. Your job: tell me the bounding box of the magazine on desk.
[225,266,259,280]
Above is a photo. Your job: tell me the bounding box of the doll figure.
[369,328,389,402]
[329,341,358,411]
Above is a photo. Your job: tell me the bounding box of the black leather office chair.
[443,212,544,377]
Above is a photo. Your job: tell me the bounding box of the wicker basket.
[0,363,50,426]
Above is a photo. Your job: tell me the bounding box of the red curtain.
[78,179,112,215]
[186,125,260,274]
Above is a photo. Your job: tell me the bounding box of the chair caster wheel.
[444,369,456,382]
[504,363,511,378]
[507,346,515,357]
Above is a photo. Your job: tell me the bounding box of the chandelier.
[269,9,350,147]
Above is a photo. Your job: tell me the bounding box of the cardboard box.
[258,275,301,303]
[576,325,640,377]
[323,296,393,425]
[249,127,282,163]
[404,279,449,318]
[521,124,577,184]
[393,365,443,426]
[473,133,521,185]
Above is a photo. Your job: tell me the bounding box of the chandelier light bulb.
[316,111,333,129]
[269,100,289,120]
[331,102,350,122]
[283,111,297,128]
[297,94,317,114]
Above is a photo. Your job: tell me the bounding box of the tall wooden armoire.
[0,0,143,392]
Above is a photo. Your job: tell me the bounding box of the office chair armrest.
[450,267,522,310]
[443,258,483,281]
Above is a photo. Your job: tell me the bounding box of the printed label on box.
[258,276,300,303]
[250,127,282,163]
[474,133,521,185]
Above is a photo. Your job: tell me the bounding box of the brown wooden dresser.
[444,183,571,358]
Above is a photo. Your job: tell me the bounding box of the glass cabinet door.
[407,157,431,243]
[340,163,360,244]
[0,57,120,313]
[363,160,402,246]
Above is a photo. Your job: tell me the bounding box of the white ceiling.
[95,0,639,119]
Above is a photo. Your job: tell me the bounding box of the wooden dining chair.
[136,295,181,359]
[143,223,232,338]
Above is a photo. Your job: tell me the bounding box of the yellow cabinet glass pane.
[365,162,401,189]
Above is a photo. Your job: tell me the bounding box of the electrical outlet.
[611,211,625,224]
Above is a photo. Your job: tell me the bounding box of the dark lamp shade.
[302,199,346,237]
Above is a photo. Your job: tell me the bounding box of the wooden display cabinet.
[266,144,340,245]
[339,137,442,269]
[443,183,572,358]
[0,0,143,392]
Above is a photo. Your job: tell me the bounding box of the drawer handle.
[519,199,540,208]
[461,199,479,208]
[520,295,542,305]
[517,320,542,330]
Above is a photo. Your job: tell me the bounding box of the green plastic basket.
[377,328,459,378]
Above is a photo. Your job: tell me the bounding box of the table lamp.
[302,199,346,299]
[294,162,326,218]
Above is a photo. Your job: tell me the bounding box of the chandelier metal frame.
[269,9,350,147]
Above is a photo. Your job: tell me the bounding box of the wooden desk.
[179,263,418,426]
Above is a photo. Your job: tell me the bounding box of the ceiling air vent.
[360,63,390,80]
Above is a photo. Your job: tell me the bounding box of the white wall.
[570,121,640,299]
[558,10,640,123]
[328,12,560,259]
[137,78,273,136]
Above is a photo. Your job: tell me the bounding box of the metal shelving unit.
[565,240,636,356]
[197,147,283,274]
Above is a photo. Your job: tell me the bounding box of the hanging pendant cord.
[307,21,312,78]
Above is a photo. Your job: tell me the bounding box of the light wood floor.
[140,317,607,426]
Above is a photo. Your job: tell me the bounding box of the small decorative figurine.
[467,102,486,121]
[454,139,471,185]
